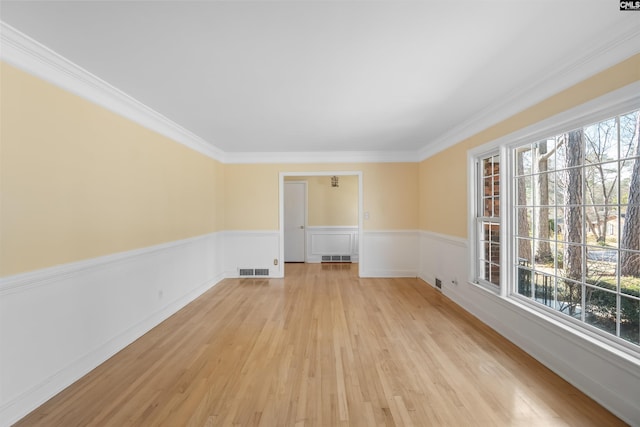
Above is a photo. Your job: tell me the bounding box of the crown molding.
[222,150,419,164]
[0,22,225,162]
[0,23,414,166]
[2,20,638,166]
[417,21,640,161]
[1,22,409,166]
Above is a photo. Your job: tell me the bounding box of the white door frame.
[279,171,363,278]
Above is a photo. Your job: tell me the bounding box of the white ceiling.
[1,1,639,158]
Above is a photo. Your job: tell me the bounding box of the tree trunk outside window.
[517,152,532,263]
[562,130,584,316]
[620,113,640,277]
[536,141,553,262]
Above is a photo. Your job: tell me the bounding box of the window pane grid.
[477,154,500,288]
[512,109,640,347]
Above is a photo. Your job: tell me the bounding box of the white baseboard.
[0,232,224,426]
[223,229,414,278]
[7,228,636,425]
[418,230,640,426]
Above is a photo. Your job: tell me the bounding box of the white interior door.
[284,182,306,262]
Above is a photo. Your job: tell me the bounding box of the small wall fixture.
[331,176,339,187]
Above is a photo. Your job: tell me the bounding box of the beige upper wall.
[1,62,223,276]
[225,163,418,230]
[418,53,640,238]
[0,61,417,276]
[286,175,359,226]
[5,52,635,275]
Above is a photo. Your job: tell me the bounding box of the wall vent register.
[321,255,351,262]
[238,268,270,276]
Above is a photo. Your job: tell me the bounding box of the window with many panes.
[476,153,501,288]
[471,100,640,352]
[513,109,639,347]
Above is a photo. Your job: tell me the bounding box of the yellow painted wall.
[225,163,418,230]
[418,53,640,238]
[285,175,358,226]
[0,62,223,276]
[5,51,635,275]
[308,175,358,226]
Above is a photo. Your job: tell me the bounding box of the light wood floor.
[16,263,625,426]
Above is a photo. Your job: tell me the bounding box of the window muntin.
[513,109,640,347]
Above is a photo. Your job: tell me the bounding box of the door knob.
[300,225,304,229]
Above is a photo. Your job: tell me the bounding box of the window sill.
[465,280,640,369]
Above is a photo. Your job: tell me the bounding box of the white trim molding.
[223,150,419,164]
[360,230,420,278]
[222,230,281,278]
[0,21,416,165]
[0,232,225,426]
[0,233,222,295]
[279,171,364,278]
[305,226,359,263]
[0,22,224,162]
[418,230,640,425]
[418,230,468,288]
[418,23,640,161]
[465,80,640,297]
[462,83,640,424]
[419,230,467,248]
[466,81,640,159]
[4,20,637,167]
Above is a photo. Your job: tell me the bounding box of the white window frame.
[468,81,640,355]
[470,149,504,292]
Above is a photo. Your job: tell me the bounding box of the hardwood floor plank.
[14,263,626,426]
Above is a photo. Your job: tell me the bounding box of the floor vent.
[321,255,352,263]
[239,269,254,276]
[254,268,269,276]
[435,278,442,290]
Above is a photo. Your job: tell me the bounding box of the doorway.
[279,171,363,277]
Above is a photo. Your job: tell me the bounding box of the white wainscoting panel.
[418,230,640,426]
[306,226,359,263]
[360,230,419,277]
[418,230,468,288]
[222,230,281,277]
[0,232,224,426]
